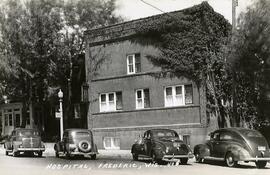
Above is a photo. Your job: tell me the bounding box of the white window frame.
[99,92,117,112]
[136,89,143,109]
[164,85,185,107]
[127,54,135,74]
[127,54,141,74]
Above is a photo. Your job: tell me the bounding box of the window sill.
[93,105,199,115]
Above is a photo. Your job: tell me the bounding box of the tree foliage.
[228,0,270,127]
[0,0,121,128]
[133,2,232,128]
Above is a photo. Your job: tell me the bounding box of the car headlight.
[166,147,169,153]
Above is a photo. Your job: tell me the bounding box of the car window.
[18,130,39,136]
[241,129,263,138]
[74,132,90,137]
[152,130,178,138]
[220,132,232,140]
[212,132,220,140]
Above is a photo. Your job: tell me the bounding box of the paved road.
[0,147,270,175]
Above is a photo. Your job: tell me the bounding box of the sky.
[115,0,255,24]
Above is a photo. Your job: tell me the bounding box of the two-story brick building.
[85,3,211,150]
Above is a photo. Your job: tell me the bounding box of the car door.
[135,133,146,155]
[214,131,233,158]
[144,131,152,156]
[209,131,221,157]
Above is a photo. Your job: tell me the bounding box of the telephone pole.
[232,0,238,31]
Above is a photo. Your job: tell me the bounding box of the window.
[103,137,120,150]
[15,114,21,127]
[164,84,193,107]
[4,109,13,126]
[99,92,122,112]
[4,114,8,126]
[136,89,150,109]
[127,53,141,74]
[8,114,12,126]
[74,104,80,119]
[185,84,193,104]
[26,111,30,125]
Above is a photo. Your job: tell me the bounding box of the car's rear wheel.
[255,161,267,168]
[91,154,96,160]
[225,152,237,167]
[132,153,138,161]
[180,158,188,165]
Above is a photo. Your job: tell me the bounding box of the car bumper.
[69,151,98,156]
[162,154,194,161]
[242,157,270,162]
[17,147,45,152]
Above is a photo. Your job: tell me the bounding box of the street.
[0,145,270,175]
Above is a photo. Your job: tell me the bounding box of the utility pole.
[232,0,238,31]
[232,0,238,126]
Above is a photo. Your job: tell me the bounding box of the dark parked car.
[131,129,193,164]
[4,128,45,157]
[54,129,98,159]
[194,127,270,168]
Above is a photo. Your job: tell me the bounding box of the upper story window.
[164,84,193,107]
[127,53,141,74]
[136,89,150,109]
[100,91,123,112]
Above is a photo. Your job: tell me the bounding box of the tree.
[228,0,270,128]
[0,0,121,130]
[133,2,232,128]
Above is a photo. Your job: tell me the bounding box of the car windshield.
[152,130,178,138]
[241,130,263,138]
[18,130,39,136]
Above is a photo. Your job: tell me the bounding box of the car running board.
[203,156,224,161]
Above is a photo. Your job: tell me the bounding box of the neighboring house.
[0,102,33,136]
[85,4,210,150]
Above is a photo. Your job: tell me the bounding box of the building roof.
[84,2,226,46]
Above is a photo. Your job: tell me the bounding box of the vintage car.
[54,129,98,159]
[194,127,270,168]
[131,129,194,164]
[4,128,45,157]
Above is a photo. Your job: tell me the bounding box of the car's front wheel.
[132,153,138,161]
[37,151,43,157]
[5,151,9,156]
[195,153,203,163]
[225,152,238,167]
[55,151,59,158]
[180,158,188,165]
[255,161,267,168]
[12,150,19,157]
[151,152,162,164]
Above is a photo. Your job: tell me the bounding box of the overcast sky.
[115,0,255,24]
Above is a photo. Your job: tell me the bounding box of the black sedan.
[194,127,270,168]
[131,129,193,164]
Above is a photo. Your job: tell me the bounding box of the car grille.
[22,137,40,148]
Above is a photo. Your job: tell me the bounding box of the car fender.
[225,144,247,161]
[12,141,22,151]
[194,144,210,158]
